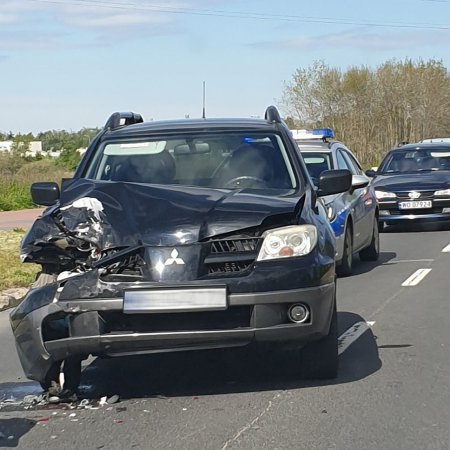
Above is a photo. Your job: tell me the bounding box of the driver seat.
[215,143,275,187]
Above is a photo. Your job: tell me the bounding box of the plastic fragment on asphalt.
[8,436,14,440]
[107,394,120,404]
[99,396,107,406]
[69,413,76,418]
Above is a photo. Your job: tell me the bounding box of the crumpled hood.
[22,179,301,260]
[373,172,450,192]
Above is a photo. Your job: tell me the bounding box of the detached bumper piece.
[12,283,335,385]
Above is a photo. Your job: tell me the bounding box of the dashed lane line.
[442,243,450,253]
[401,268,432,287]
[338,321,375,356]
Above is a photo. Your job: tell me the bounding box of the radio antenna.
[202,81,206,119]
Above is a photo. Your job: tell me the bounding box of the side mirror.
[31,182,60,206]
[352,175,369,190]
[317,169,352,196]
[365,169,377,178]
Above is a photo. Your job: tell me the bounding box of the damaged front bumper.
[10,278,335,385]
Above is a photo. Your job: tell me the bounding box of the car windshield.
[379,148,450,174]
[301,152,332,182]
[85,132,297,190]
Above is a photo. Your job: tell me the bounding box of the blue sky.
[1,0,450,134]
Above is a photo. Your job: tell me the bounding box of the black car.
[367,142,450,228]
[10,107,352,392]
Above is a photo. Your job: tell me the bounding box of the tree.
[280,59,450,167]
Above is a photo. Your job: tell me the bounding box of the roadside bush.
[0,157,72,211]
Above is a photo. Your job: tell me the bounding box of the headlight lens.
[257,225,317,261]
[434,188,450,196]
[375,190,396,199]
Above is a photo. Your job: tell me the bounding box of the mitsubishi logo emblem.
[164,249,185,266]
[408,191,421,199]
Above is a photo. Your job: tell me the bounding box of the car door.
[335,148,366,251]
[341,149,374,251]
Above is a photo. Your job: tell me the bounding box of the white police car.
[294,129,380,276]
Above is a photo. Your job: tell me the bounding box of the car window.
[379,148,450,174]
[343,151,363,175]
[85,132,298,190]
[336,149,352,171]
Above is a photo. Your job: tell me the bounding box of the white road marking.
[442,243,450,253]
[386,259,434,264]
[401,268,432,286]
[338,321,375,355]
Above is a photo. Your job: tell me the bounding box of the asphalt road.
[1,222,450,449]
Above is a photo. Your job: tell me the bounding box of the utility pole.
[202,81,206,119]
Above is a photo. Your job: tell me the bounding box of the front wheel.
[336,226,353,277]
[359,218,380,261]
[299,302,338,379]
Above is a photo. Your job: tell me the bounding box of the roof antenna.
[202,81,206,119]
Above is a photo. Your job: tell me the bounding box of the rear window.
[85,132,297,190]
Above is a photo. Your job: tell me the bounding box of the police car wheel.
[336,226,353,277]
[359,219,380,261]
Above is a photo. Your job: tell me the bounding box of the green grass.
[0,157,72,211]
[0,230,39,290]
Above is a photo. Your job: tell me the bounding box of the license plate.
[398,200,432,210]
[123,286,227,313]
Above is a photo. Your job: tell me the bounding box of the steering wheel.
[224,176,268,189]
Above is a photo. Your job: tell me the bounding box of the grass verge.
[0,229,39,291]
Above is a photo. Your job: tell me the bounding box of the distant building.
[0,140,60,158]
[0,141,13,152]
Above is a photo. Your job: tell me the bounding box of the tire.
[359,218,380,261]
[40,361,62,391]
[336,225,353,277]
[300,301,338,379]
[62,357,82,392]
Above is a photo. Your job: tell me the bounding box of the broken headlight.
[257,225,317,261]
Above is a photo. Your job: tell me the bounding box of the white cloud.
[253,29,450,52]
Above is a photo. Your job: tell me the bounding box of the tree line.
[281,58,450,167]
[0,128,100,170]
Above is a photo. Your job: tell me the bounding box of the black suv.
[11,106,351,392]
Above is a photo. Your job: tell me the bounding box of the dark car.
[366,142,450,228]
[293,129,379,276]
[10,107,352,393]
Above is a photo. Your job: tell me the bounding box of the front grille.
[395,191,435,200]
[390,207,442,215]
[204,237,262,276]
[210,238,260,253]
[207,261,253,274]
[101,306,253,333]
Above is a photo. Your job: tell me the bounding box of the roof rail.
[104,112,144,130]
[264,105,282,124]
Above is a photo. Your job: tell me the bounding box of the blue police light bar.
[312,128,334,138]
[291,128,334,140]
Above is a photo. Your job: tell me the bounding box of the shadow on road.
[348,251,397,277]
[382,220,450,233]
[73,312,381,399]
[0,418,35,447]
